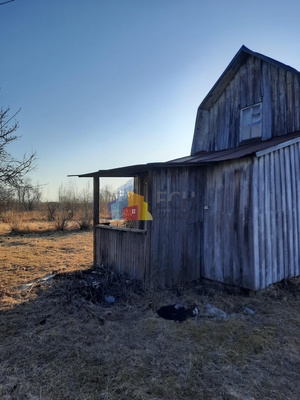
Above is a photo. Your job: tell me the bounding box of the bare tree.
[53,182,77,230]
[0,185,15,214]
[46,201,58,222]
[0,107,37,188]
[100,185,116,218]
[16,178,42,211]
[75,184,93,230]
[0,1,15,5]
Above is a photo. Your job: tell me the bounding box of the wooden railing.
[94,225,149,283]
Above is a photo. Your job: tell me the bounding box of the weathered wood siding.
[191,55,300,154]
[94,143,300,290]
[95,225,149,282]
[199,141,300,290]
[270,64,300,137]
[202,159,253,288]
[149,167,206,287]
[251,141,300,290]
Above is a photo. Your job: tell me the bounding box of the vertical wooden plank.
[286,71,295,133]
[279,148,288,278]
[224,85,231,149]
[270,65,279,136]
[274,150,284,280]
[238,162,250,287]
[269,151,277,283]
[211,101,218,151]
[246,56,254,106]
[144,170,152,285]
[231,72,240,148]
[258,157,265,289]
[213,167,224,282]
[232,164,241,286]
[253,57,262,104]
[150,168,164,286]
[96,226,148,283]
[278,68,287,136]
[239,62,248,108]
[252,158,260,290]
[191,109,210,155]
[93,176,100,226]
[216,94,225,151]
[294,142,300,276]
[289,144,298,277]
[228,79,235,148]
[222,166,234,284]
[263,154,272,286]
[261,61,272,140]
[93,176,100,266]
[284,147,294,278]
[294,75,300,131]
[202,167,214,280]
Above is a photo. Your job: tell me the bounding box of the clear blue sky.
[1,0,300,200]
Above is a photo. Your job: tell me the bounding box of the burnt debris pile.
[54,265,144,305]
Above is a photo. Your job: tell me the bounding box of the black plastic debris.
[157,304,198,322]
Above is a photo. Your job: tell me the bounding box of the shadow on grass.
[0,264,145,399]
[1,270,300,399]
[2,226,93,239]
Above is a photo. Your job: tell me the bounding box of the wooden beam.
[93,176,100,265]
[93,176,100,226]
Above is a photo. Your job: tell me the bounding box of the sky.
[1,0,300,200]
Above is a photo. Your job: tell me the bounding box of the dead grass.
[1,218,300,399]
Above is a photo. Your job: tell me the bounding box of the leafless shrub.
[100,184,116,218]
[0,185,15,215]
[54,209,72,231]
[46,201,58,222]
[16,178,42,211]
[75,185,93,230]
[4,210,24,234]
[53,183,77,231]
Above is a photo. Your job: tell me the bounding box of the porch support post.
[93,175,100,265]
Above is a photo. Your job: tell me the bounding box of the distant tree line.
[45,182,115,230]
[0,105,116,230]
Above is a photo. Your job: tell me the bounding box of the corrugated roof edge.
[69,131,300,178]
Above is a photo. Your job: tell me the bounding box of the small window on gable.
[240,102,262,141]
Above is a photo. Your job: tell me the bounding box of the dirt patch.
[1,229,300,399]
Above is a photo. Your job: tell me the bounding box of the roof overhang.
[69,161,204,179]
[69,132,300,179]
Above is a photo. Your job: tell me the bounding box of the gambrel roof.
[200,45,300,110]
[72,46,300,179]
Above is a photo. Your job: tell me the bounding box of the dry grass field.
[1,212,300,399]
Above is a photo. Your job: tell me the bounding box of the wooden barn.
[75,46,300,291]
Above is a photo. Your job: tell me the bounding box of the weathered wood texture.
[148,167,206,287]
[94,141,300,290]
[95,225,149,282]
[202,140,300,290]
[91,49,300,291]
[250,141,300,289]
[93,177,100,265]
[191,55,300,154]
[201,158,253,288]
